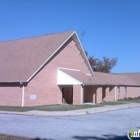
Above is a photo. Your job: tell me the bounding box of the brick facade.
[117,86,140,100]
[0,83,22,106]
[0,35,140,106]
[24,40,91,106]
[84,86,97,103]
[73,85,82,104]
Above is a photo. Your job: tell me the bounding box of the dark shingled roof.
[0,31,74,82]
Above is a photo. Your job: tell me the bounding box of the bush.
[127,97,134,100]
[133,96,140,100]
[118,96,140,101]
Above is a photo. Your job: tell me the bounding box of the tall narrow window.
[124,87,127,96]
[117,87,120,96]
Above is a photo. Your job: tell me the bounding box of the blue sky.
[0,0,140,73]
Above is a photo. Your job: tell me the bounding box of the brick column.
[81,86,84,104]
[105,87,109,100]
[96,87,103,104]
[93,86,97,104]
[73,85,83,105]
[105,87,109,94]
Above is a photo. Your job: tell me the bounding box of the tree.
[85,51,118,73]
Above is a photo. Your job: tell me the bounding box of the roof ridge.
[0,30,75,44]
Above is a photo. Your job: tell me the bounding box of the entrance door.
[62,87,73,104]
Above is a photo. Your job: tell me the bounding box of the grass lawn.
[118,97,140,103]
[0,101,128,112]
[127,100,140,103]
[0,104,103,112]
[119,98,140,103]
[100,101,127,106]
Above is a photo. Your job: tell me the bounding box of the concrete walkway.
[0,102,140,117]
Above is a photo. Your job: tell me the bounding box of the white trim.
[57,69,82,85]
[81,86,84,104]
[0,80,26,83]
[86,73,92,76]
[57,67,80,71]
[27,31,76,82]
[74,32,94,76]
[22,85,25,107]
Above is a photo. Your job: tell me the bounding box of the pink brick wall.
[108,86,115,101]
[96,87,102,103]
[127,87,140,98]
[117,87,125,100]
[73,85,81,104]
[84,86,115,104]
[116,86,140,100]
[0,83,22,106]
[102,86,115,102]
[54,40,90,73]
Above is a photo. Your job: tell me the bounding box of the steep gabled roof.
[0,31,94,83]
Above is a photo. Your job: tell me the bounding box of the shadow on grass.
[0,134,55,140]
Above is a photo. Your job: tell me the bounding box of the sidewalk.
[0,102,140,117]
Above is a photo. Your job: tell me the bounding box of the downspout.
[20,82,25,107]
[81,84,84,104]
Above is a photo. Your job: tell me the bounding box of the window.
[117,87,120,96]
[124,87,127,96]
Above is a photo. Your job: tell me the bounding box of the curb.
[0,103,140,117]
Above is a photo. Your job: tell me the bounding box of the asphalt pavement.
[0,105,140,140]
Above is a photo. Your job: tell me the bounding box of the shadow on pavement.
[33,138,54,140]
[72,135,129,140]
